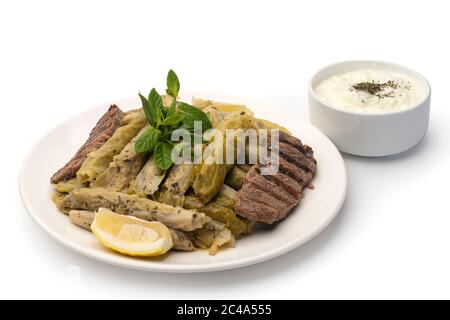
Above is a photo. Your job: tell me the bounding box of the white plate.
[19,94,347,273]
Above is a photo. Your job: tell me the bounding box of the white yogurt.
[314,69,426,113]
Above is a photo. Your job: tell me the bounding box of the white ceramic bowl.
[308,61,431,157]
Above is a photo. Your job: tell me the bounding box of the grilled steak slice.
[274,131,315,158]
[273,142,317,173]
[235,193,281,224]
[235,132,316,224]
[277,156,314,185]
[50,105,125,183]
[246,167,299,205]
[258,169,303,200]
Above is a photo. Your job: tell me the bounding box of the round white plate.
[20,94,347,273]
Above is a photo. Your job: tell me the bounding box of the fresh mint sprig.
[166,69,180,98]
[134,127,161,153]
[134,70,212,170]
[178,102,212,131]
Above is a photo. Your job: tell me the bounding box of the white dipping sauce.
[314,69,426,113]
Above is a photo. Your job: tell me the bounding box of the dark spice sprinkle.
[351,80,402,99]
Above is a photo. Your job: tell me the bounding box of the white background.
[1,0,449,299]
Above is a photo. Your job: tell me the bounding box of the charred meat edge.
[51,105,125,183]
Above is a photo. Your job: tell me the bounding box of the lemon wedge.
[91,208,173,257]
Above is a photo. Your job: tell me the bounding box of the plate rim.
[19,94,347,273]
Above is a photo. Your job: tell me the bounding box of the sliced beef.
[235,133,316,224]
[235,194,280,224]
[273,142,317,173]
[246,167,299,205]
[277,157,313,185]
[244,185,291,213]
[50,105,125,184]
[259,169,303,199]
[277,131,306,151]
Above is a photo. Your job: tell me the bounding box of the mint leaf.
[139,93,156,127]
[161,113,184,126]
[166,99,177,117]
[166,69,180,98]
[154,141,173,170]
[178,102,212,131]
[134,127,161,153]
[148,88,164,126]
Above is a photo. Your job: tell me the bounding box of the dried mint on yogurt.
[350,80,404,99]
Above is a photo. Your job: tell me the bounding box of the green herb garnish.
[134,70,212,170]
[134,127,161,153]
[178,102,212,131]
[154,141,174,170]
[166,69,180,98]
